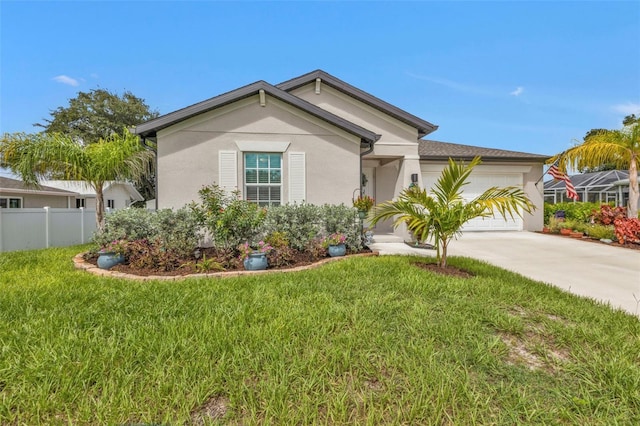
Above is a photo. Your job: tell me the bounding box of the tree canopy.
[550,121,639,218]
[0,130,154,230]
[32,88,159,201]
[36,89,159,144]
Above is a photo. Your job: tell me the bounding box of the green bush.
[190,184,266,249]
[585,224,616,240]
[320,204,362,251]
[544,202,610,224]
[93,208,201,257]
[260,204,323,250]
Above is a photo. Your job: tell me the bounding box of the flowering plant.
[100,239,128,256]
[321,232,346,248]
[353,195,374,212]
[238,241,273,261]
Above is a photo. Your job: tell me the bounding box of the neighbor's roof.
[277,70,438,138]
[41,180,144,201]
[419,140,550,162]
[0,176,78,196]
[545,170,631,190]
[133,80,381,144]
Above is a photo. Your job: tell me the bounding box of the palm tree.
[0,129,153,230]
[370,157,535,268]
[549,124,639,218]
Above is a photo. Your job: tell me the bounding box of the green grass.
[1,246,639,425]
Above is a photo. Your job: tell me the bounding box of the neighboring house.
[0,176,78,208]
[133,70,548,234]
[40,181,144,210]
[544,170,639,208]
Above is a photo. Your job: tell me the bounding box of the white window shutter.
[288,152,306,204]
[219,150,238,193]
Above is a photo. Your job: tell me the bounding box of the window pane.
[245,153,257,168]
[9,199,21,208]
[246,186,258,201]
[270,154,281,168]
[258,154,269,168]
[245,169,257,184]
[258,170,269,184]
[0,199,6,208]
[270,186,281,203]
[270,170,281,184]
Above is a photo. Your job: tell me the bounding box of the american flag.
[548,163,579,201]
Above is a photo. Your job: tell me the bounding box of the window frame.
[244,152,283,207]
[0,197,22,208]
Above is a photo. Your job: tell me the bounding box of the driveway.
[370,232,640,318]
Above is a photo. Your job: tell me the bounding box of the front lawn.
[1,246,638,424]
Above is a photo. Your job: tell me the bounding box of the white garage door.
[422,171,524,231]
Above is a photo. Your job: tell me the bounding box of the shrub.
[320,204,362,251]
[264,232,296,268]
[544,202,606,224]
[260,204,323,250]
[190,184,266,249]
[94,208,201,258]
[613,218,640,244]
[585,224,616,240]
[125,238,184,272]
[592,205,627,225]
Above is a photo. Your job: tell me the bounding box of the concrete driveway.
[369,232,640,318]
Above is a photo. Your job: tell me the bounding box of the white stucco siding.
[104,185,138,209]
[157,95,361,209]
[421,163,543,231]
[290,84,419,144]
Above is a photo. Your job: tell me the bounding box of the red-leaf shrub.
[613,218,640,244]
[593,205,627,225]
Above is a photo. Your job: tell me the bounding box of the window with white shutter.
[218,150,238,192]
[288,152,306,204]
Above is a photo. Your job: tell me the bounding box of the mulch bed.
[84,247,373,277]
[411,261,475,278]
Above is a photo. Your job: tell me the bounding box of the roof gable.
[277,70,438,138]
[133,80,380,144]
[419,140,549,162]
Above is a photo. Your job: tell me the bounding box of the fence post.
[80,207,85,244]
[44,206,50,248]
[0,207,3,253]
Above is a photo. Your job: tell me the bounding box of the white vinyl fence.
[0,208,97,253]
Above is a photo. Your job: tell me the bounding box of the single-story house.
[544,170,639,208]
[133,70,548,235]
[40,181,144,210]
[0,176,78,208]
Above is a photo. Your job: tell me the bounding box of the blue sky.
[1,0,639,170]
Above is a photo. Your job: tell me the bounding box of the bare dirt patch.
[190,395,229,425]
[411,261,475,278]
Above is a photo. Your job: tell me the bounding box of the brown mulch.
[85,247,373,277]
[411,261,475,278]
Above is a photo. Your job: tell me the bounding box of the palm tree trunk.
[439,238,448,268]
[95,183,105,231]
[629,156,639,218]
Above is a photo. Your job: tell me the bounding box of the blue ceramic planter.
[97,252,125,270]
[243,252,268,270]
[328,244,346,257]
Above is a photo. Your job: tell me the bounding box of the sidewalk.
[369,232,640,318]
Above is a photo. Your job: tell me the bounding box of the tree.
[35,89,159,201]
[369,157,535,268]
[0,130,154,230]
[550,123,639,218]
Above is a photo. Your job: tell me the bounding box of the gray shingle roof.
[0,176,78,195]
[419,140,549,162]
[277,70,438,138]
[544,170,630,190]
[133,80,381,144]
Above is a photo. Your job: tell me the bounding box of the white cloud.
[52,75,80,87]
[612,102,640,115]
[510,87,524,96]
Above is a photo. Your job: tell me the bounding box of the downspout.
[359,137,377,195]
[140,135,158,211]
